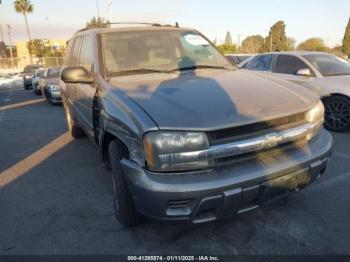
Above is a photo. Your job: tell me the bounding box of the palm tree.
[14,0,33,63]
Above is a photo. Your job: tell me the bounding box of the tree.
[217,43,237,54]
[297,38,327,52]
[225,31,233,46]
[265,21,288,52]
[342,18,350,55]
[26,39,51,57]
[286,37,296,51]
[241,35,264,53]
[86,17,109,29]
[14,0,34,63]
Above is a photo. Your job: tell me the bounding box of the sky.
[0,0,349,47]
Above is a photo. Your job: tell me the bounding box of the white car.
[225,54,254,66]
[240,51,350,132]
[32,68,45,95]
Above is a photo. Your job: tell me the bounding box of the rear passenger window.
[70,36,82,66]
[79,35,94,71]
[275,55,310,75]
[246,55,272,71]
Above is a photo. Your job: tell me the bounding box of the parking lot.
[0,87,350,255]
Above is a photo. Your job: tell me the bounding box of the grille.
[208,112,306,145]
[216,138,307,166]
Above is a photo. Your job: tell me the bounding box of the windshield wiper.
[111,68,171,76]
[169,65,234,72]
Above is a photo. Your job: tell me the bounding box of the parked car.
[60,24,332,227]
[239,52,350,132]
[226,54,254,66]
[32,68,45,95]
[40,67,62,104]
[0,72,23,90]
[23,64,41,89]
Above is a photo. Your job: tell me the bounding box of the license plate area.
[261,168,311,202]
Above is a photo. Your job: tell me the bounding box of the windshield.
[101,30,233,76]
[47,68,60,78]
[36,70,44,78]
[23,65,40,74]
[303,54,350,76]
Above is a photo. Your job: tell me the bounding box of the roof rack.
[76,21,180,33]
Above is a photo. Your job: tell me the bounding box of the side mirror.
[296,68,312,77]
[61,66,93,84]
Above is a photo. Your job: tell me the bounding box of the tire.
[64,103,85,138]
[324,96,350,132]
[108,140,144,227]
[24,84,29,90]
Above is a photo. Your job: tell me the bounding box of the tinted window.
[246,55,272,71]
[226,56,240,65]
[70,36,82,66]
[303,54,350,76]
[79,35,94,71]
[23,65,40,73]
[275,55,310,75]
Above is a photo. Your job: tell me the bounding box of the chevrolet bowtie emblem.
[259,133,283,150]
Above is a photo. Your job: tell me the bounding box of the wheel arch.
[322,93,350,101]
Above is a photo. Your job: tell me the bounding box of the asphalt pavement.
[0,88,350,255]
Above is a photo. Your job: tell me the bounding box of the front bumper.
[49,91,62,102]
[23,78,32,86]
[121,129,333,224]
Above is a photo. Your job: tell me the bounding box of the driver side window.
[275,55,312,75]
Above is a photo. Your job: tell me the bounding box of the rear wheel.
[64,103,85,138]
[324,96,350,132]
[108,140,144,227]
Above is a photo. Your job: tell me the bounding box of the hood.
[46,78,60,86]
[109,69,318,130]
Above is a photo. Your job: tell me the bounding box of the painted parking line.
[0,99,45,111]
[0,133,73,188]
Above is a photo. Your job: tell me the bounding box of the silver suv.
[60,23,333,227]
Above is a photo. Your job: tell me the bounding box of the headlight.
[143,131,214,172]
[49,85,59,91]
[305,101,324,140]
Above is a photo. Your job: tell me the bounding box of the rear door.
[74,34,96,136]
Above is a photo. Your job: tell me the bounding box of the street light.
[6,24,14,69]
[46,17,59,67]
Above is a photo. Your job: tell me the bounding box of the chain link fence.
[0,57,64,73]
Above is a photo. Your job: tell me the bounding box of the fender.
[96,86,158,166]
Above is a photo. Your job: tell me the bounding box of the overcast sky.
[0,0,349,47]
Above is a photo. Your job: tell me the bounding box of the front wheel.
[324,96,350,132]
[64,103,85,138]
[109,140,144,227]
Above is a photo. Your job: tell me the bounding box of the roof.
[266,51,329,56]
[74,24,194,37]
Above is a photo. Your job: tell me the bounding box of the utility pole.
[46,17,59,66]
[237,34,242,51]
[6,24,14,69]
[96,0,100,18]
[107,0,113,23]
[269,30,273,52]
[0,25,4,43]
